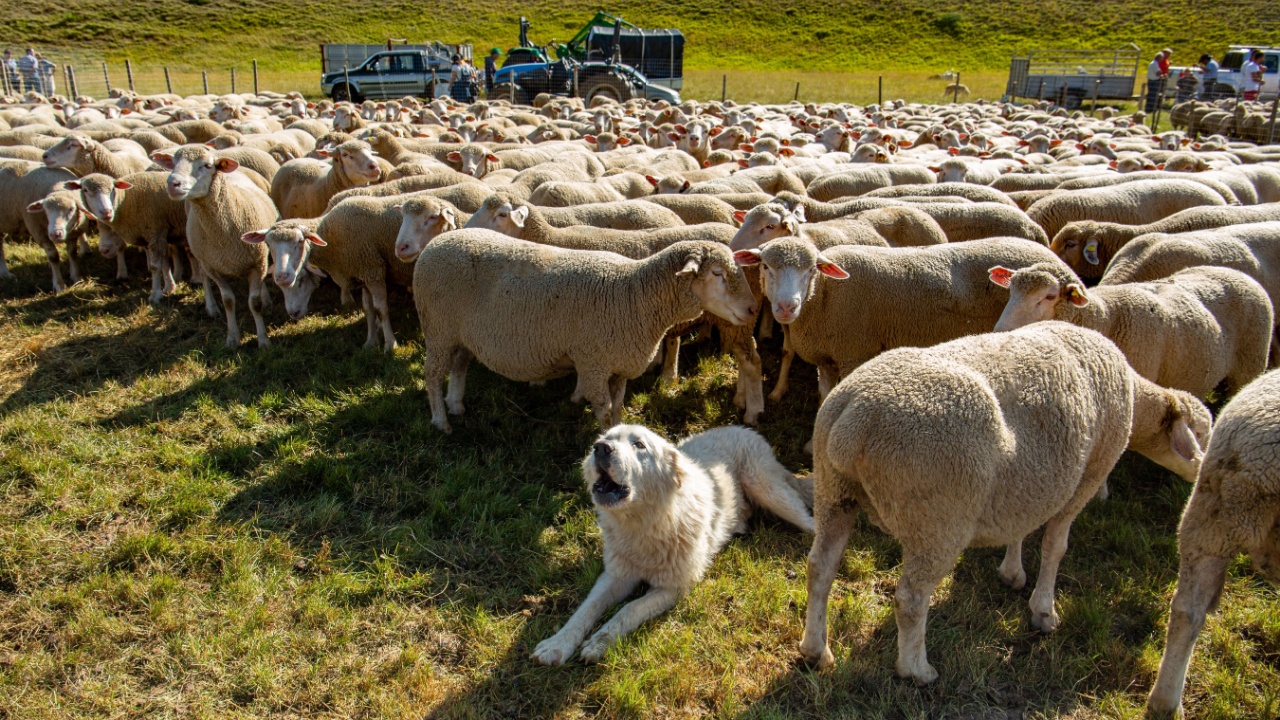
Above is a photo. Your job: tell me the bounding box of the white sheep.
[1026,180,1229,239]
[1147,368,1280,716]
[152,144,280,348]
[991,263,1272,398]
[0,163,78,288]
[800,321,1206,685]
[413,230,759,432]
[41,132,152,178]
[806,165,936,202]
[269,139,381,219]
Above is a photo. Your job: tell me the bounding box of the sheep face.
[97,227,125,259]
[464,199,528,237]
[154,146,238,201]
[931,159,970,184]
[728,204,800,251]
[241,222,327,319]
[1049,223,1107,277]
[321,141,381,185]
[394,200,457,262]
[42,134,92,172]
[25,193,81,243]
[69,176,131,224]
[447,146,498,179]
[684,248,759,326]
[732,238,847,324]
[990,264,1088,332]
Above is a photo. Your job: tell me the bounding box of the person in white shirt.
[1145,51,1166,113]
[1242,50,1265,101]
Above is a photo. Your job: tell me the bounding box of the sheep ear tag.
[1083,240,1100,265]
[988,266,1013,288]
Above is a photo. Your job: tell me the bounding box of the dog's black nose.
[593,442,613,461]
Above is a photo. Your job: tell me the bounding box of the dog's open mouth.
[591,466,630,506]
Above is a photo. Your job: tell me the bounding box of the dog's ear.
[666,446,686,487]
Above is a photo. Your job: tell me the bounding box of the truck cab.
[321,50,451,102]
[1214,46,1280,99]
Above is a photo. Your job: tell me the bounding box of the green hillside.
[2,0,1279,72]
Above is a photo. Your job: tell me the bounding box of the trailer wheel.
[1063,88,1087,111]
[582,74,633,104]
[490,82,520,103]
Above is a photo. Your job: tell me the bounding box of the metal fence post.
[125,59,134,92]
[231,67,236,94]
[164,67,172,94]
[793,81,800,102]
[202,70,208,95]
[68,65,78,98]
[253,60,259,95]
[1,69,9,95]
[343,65,351,101]
[1091,77,1101,116]
[721,74,726,102]
[1268,96,1280,145]
[102,62,111,93]
[62,65,70,97]
[878,75,883,105]
[954,72,961,104]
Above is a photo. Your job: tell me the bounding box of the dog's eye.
[631,440,646,450]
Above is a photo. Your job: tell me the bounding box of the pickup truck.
[1212,46,1280,100]
[321,50,453,102]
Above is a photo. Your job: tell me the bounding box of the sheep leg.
[167,244,184,286]
[1029,515,1074,633]
[725,327,764,425]
[817,363,839,401]
[798,497,858,669]
[188,250,206,287]
[41,242,67,293]
[1147,554,1229,716]
[77,236,90,258]
[770,348,795,402]
[609,374,627,427]
[582,372,617,429]
[360,288,378,348]
[146,244,166,305]
[248,272,271,349]
[211,273,241,347]
[894,548,957,686]
[201,271,220,318]
[659,335,681,388]
[65,238,82,285]
[999,539,1027,590]
[530,571,639,666]
[422,342,454,433]
[444,348,472,416]
[579,585,682,664]
[0,238,13,280]
[367,281,396,352]
[757,309,775,340]
[115,250,128,281]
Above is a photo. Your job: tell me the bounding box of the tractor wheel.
[582,74,633,104]
[332,83,361,103]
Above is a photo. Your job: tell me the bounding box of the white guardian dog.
[531,424,815,665]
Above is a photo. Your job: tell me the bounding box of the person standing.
[1145,50,1168,113]
[1199,53,1219,99]
[2,49,18,95]
[1175,67,1198,103]
[1242,49,1265,102]
[484,48,500,95]
[16,47,38,94]
[36,53,55,96]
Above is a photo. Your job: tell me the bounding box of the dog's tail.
[732,429,816,534]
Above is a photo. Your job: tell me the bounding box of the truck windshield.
[1221,51,1246,71]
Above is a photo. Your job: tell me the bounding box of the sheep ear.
[241,229,268,244]
[676,254,701,276]
[898,139,913,148]
[737,159,750,168]
[65,181,82,190]
[732,210,748,224]
[1083,240,1100,265]
[26,201,44,214]
[732,249,762,266]
[815,253,849,279]
[441,207,457,230]
[947,147,960,156]
[618,136,632,146]
[1156,163,1167,170]
[792,205,807,224]
[150,152,174,170]
[486,153,499,163]
[780,147,795,157]
[680,180,690,193]
[304,231,327,247]
[114,180,132,190]
[738,143,754,152]
[988,266,1014,288]
[584,134,597,143]
[1169,417,1203,465]
[1066,284,1090,307]
[645,175,659,187]
[305,262,328,278]
[510,205,529,228]
[215,158,239,173]
[1108,160,1118,169]
[446,151,462,162]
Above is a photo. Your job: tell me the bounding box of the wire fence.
[2,50,318,99]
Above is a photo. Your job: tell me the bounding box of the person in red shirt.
[1158,48,1172,77]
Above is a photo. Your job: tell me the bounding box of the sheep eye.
[764,224,775,230]
[711,267,724,277]
[1045,294,1058,301]
[631,440,646,450]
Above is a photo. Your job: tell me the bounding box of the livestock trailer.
[1004,44,1142,108]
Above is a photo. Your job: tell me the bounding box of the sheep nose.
[593,442,613,461]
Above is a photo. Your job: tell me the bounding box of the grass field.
[1,235,1279,718]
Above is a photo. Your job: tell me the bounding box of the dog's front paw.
[531,636,576,666]
[579,633,613,664]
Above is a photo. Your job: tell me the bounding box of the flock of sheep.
[2,85,1280,714]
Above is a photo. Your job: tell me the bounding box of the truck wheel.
[490,82,519,102]
[582,75,633,104]
[332,83,361,103]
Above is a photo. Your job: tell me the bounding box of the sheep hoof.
[256,338,271,350]
[742,411,761,427]
[897,662,939,686]
[0,270,13,281]
[803,439,814,455]
[1000,568,1027,591]
[797,645,835,670]
[1094,482,1110,502]
[224,337,240,349]
[446,401,465,416]
[768,389,786,403]
[432,419,453,434]
[1031,610,1060,634]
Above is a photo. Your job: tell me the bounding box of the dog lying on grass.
[531,424,815,665]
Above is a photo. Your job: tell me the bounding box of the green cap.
[490,47,501,55]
